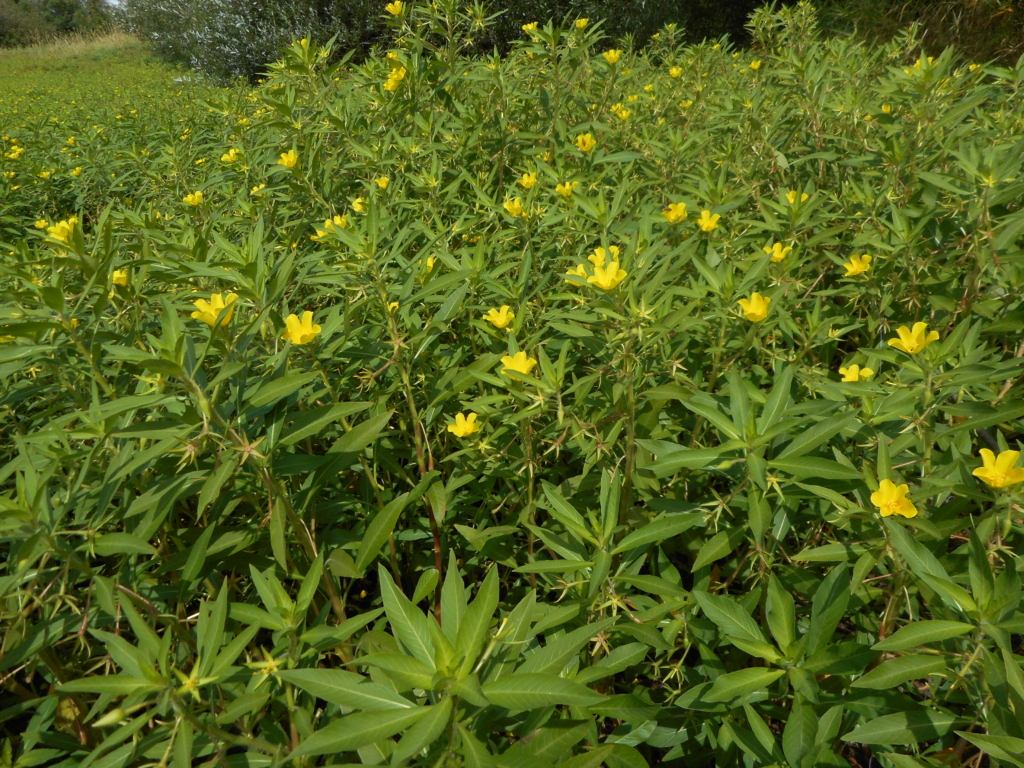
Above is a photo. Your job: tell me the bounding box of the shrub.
[122,0,793,81]
[3,2,1024,766]
[121,0,391,80]
[820,0,1024,65]
[0,0,55,46]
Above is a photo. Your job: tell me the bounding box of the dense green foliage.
[121,0,776,81]
[0,0,111,47]
[819,0,1024,67]
[3,2,1024,767]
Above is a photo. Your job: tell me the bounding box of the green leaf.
[456,566,498,675]
[644,447,725,476]
[279,401,372,446]
[776,412,858,459]
[248,371,318,409]
[955,732,1024,768]
[291,706,430,758]
[300,610,383,647]
[197,455,238,516]
[379,567,435,668]
[58,676,162,695]
[851,655,948,689]
[756,364,793,434]
[678,393,741,440]
[769,456,863,481]
[705,668,785,702]
[842,710,964,745]
[883,519,949,580]
[515,560,594,573]
[872,621,974,651]
[354,494,409,575]
[783,703,817,768]
[692,528,744,570]
[517,618,616,676]
[767,576,796,653]
[480,673,606,710]
[392,697,452,764]
[693,591,769,647]
[610,513,703,554]
[614,574,688,598]
[89,533,156,557]
[355,654,435,689]
[575,643,648,685]
[324,409,393,453]
[807,563,850,655]
[278,668,414,710]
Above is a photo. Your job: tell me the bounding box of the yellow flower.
[839,364,874,382]
[518,172,537,189]
[565,264,589,283]
[425,256,437,271]
[483,306,515,329]
[191,293,238,327]
[603,49,622,65]
[522,21,538,34]
[697,210,720,232]
[663,202,688,224]
[387,301,399,312]
[70,167,83,177]
[785,190,809,204]
[588,260,627,291]
[611,104,632,121]
[221,148,240,163]
[749,60,762,70]
[183,191,203,206]
[447,412,480,437]
[575,133,596,153]
[112,269,129,286]
[353,197,366,211]
[669,66,683,78]
[501,351,538,376]
[38,170,52,179]
[282,311,322,345]
[385,1,403,15]
[973,449,1024,489]
[34,219,49,229]
[503,198,525,217]
[843,254,872,276]
[384,67,407,91]
[312,214,348,240]
[737,292,771,322]
[251,184,266,195]
[278,150,299,168]
[575,18,589,29]
[589,246,619,268]
[871,479,918,518]
[679,99,693,109]
[556,181,579,198]
[764,242,791,262]
[47,216,78,244]
[887,322,939,355]
[882,104,892,114]
[375,176,390,189]
[968,63,980,72]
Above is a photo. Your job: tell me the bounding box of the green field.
[3,4,1024,767]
